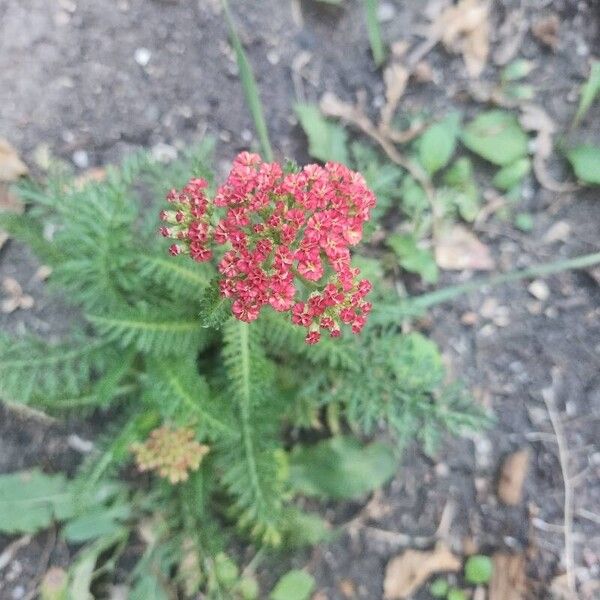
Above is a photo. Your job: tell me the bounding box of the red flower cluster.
[160,152,376,344]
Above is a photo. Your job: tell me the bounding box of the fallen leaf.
[488,553,526,600]
[338,579,356,598]
[497,449,530,505]
[435,224,495,271]
[436,0,490,78]
[73,167,107,190]
[549,573,572,600]
[0,139,28,182]
[1,277,34,314]
[383,543,461,599]
[532,14,560,50]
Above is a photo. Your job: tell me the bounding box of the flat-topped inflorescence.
[160,152,376,343]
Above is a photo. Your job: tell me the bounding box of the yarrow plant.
[159,152,376,344]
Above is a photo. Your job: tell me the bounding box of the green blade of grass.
[363,0,385,67]
[373,251,600,324]
[222,0,274,162]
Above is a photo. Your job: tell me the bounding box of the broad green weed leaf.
[295,104,349,164]
[574,61,600,126]
[430,578,449,597]
[387,234,438,284]
[462,110,529,166]
[0,470,75,534]
[566,145,600,185]
[443,158,480,222]
[492,157,531,190]
[464,554,493,585]
[419,112,461,175]
[270,570,315,600]
[502,59,535,82]
[289,436,396,500]
[400,176,429,218]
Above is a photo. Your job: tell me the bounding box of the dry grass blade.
[542,368,576,599]
[488,553,527,600]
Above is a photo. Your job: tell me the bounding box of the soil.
[1,0,599,599]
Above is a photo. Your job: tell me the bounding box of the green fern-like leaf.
[0,333,112,406]
[137,254,213,302]
[86,306,210,356]
[257,311,360,372]
[143,357,237,440]
[217,319,286,545]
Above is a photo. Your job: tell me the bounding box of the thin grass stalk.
[363,0,386,67]
[221,0,274,162]
[374,251,600,322]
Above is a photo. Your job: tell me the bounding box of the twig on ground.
[0,535,32,572]
[542,368,576,599]
[319,92,436,204]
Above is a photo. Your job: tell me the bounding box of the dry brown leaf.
[383,543,461,599]
[380,63,409,129]
[532,14,560,51]
[1,276,34,314]
[0,139,28,182]
[435,224,495,271]
[338,579,356,598]
[436,0,490,78]
[489,553,526,600]
[73,167,107,190]
[543,220,571,244]
[549,573,573,600]
[498,449,530,505]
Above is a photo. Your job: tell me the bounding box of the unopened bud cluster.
[131,426,209,484]
[160,152,376,343]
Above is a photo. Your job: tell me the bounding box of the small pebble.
[267,50,280,65]
[528,280,550,301]
[377,2,396,22]
[151,142,177,163]
[11,586,25,600]
[241,129,253,143]
[134,47,151,67]
[72,150,89,169]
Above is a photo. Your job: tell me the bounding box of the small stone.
[461,311,478,326]
[11,586,25,600]
[72,149,89,169]
[134,47,151,67]
[219,130,232,143]
[241,129,253,143]
[377,2,396,22]
[493,306,511,327]
[435,462,450,477]
[528,280,550,301]
[543,220,571,244]
[526,301,542,315]
[68,434,94,453]
[480,297,498,319]
[151,143,177,163]
[267,50,280,65]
